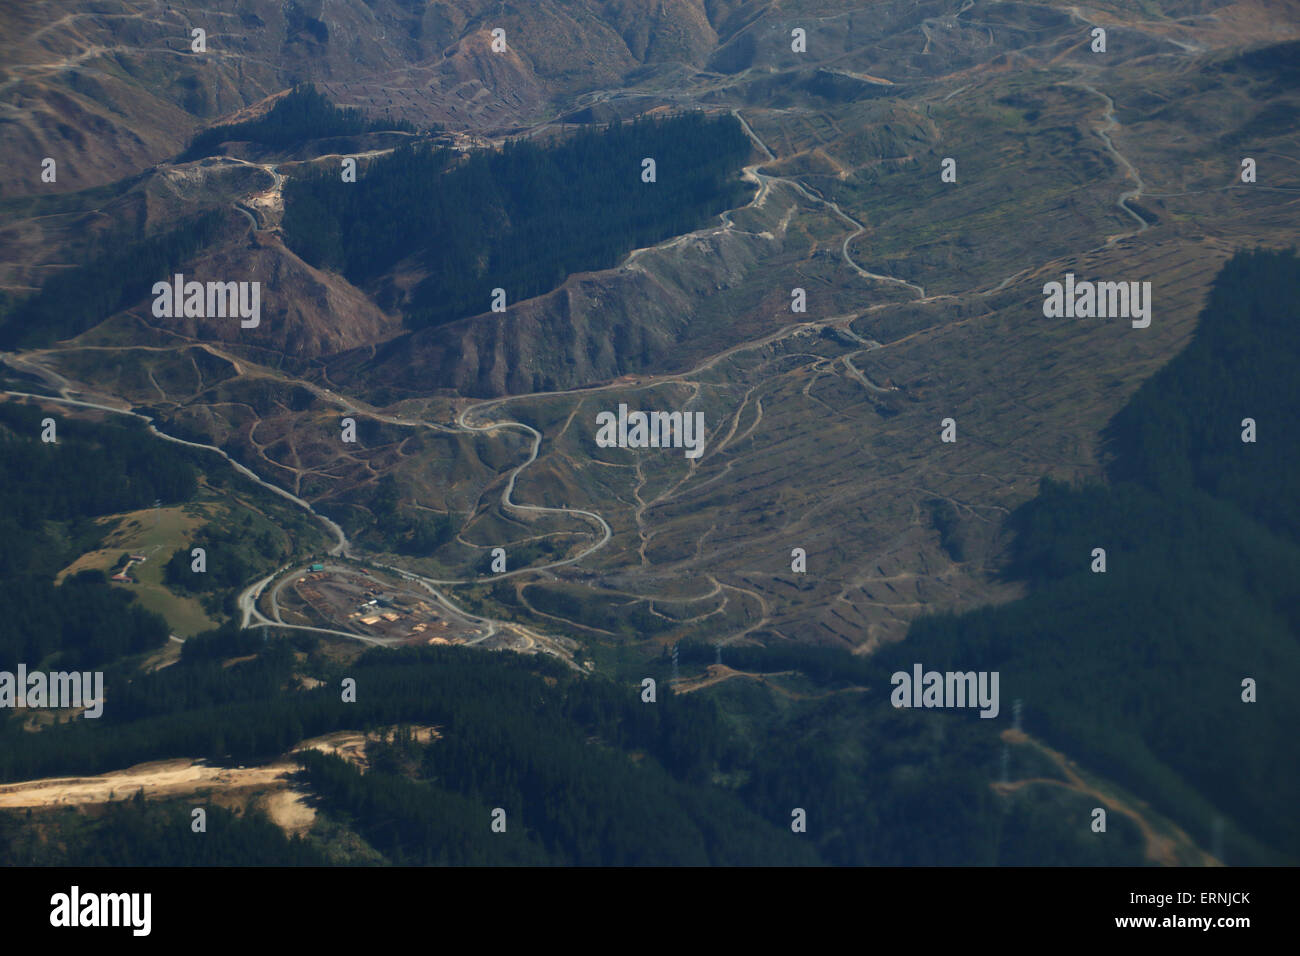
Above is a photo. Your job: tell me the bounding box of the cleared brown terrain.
[3,0,1299,660]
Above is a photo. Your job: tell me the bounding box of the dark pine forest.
[179,84,418,161]
[282,110,753,330]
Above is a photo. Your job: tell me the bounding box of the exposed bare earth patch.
[0,725,442,836]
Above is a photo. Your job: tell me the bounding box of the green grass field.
[56,503,219,638]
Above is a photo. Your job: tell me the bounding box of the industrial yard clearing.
[270,566,488,647]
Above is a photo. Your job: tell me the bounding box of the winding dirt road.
[730,109,927,296]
